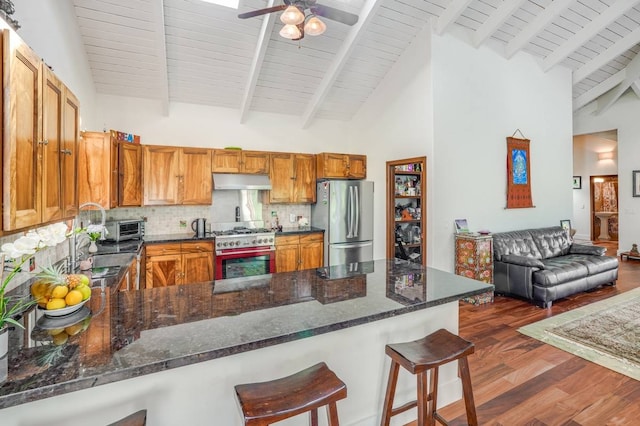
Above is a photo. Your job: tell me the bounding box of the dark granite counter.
[143,233,215,244]
[0,259,492,410]
[275,226,324,235]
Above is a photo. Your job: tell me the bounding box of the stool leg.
[417,370,429,426]
[380,360,401,426]
[459,357,478,426]
[428,368,438,426]
[326,402,340,426]
[310,408,319,426]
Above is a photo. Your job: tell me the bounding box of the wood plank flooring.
[408,242,640,425]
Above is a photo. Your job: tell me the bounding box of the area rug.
[518,288,640,380]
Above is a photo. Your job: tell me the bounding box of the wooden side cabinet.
[454,233,494,304]
[316,152,367,179]
[268,153,316,204]
[145,241,214,288]
[275,233,323,272]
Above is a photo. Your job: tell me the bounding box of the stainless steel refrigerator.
[311,180,374,266]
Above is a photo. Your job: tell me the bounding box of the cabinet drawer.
[181,241,214,253]
[300,233,323,244]
[275,235,299,246]
[145,243,182,256]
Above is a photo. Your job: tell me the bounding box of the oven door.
[215,246,276,280]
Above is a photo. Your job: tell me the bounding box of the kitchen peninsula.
[0,259,491,425]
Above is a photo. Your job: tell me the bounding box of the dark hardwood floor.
[411,241,640,425]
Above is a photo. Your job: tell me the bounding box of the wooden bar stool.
[380,329,478,426]
[235,362,347,425]
[108,409,147,426]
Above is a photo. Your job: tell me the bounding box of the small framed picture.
[560,219,571,232]
[633,171,640,197]
[572,176,582,189]
[454,219,469,234]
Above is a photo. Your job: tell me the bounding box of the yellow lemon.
[64,323,84,336]
[46,298,66,310]
[52,331,69,346]
[65,290,83,306]
[77,285,91,301]
[50,285,69,299]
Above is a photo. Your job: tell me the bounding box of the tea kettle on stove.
[191,218,207,238]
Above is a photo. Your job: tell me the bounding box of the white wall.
[574,91,640,253]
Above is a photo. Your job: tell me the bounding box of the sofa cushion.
[567,254,618,275]
[569,244,606,256]
[493,230,542,261]
[534,257,589,286]
[529,227,571,259]
[501,254,545,269]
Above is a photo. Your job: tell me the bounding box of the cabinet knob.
[38,139,49,146]
[60,149,72,155]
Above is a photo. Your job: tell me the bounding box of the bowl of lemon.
[31,264,93,318]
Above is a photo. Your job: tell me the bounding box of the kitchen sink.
[88,253,135,278]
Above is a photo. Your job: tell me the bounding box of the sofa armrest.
[501,254,545,269]
[569,244,606,256]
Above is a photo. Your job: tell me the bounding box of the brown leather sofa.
[492,226,618,308]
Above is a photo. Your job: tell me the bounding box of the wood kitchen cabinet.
[212,149,269,174]
[2,29,78,230]
[78,132,142,209]
[143,146,212,206]
[275,233,324,272]
[145,241,214,287]
[268,153,316,204]
[316,152,367,179]
[61,88,80,218]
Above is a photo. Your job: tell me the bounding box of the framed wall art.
[572,176,582,189]
[560,219,571,232]
[633,171,640,197]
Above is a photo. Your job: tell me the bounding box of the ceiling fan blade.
[238,5,286,19]
[311,4,359,26]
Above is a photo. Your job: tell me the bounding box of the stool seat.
[381,329,478,426]
[235,362,347,426]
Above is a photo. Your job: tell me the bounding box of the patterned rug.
[518,288,640,380]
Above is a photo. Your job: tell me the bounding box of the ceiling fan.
[238,0,359,40]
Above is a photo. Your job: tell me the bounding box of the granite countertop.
[275,226,324,235]
[143,233,216,244]
[0,259,492,410]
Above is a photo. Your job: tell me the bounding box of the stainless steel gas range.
[213,227,276,280]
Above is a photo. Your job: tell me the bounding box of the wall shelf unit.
[386,157,426,265]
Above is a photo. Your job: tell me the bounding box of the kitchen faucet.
[69,202,107,271]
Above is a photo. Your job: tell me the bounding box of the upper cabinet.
[78,132,142,209]
[61,89,80,218]
[212,149,269,174]
[268,153,316,204]
[2,30,77,230]
[143,146,212,206]
[316,153,367,180]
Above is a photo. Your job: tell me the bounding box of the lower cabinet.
[275,232,324,273]
[116,258,137,292]
[145,241,214,287]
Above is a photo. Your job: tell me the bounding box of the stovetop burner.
[213,227,272,236]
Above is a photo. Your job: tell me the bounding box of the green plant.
[0,223,71,329]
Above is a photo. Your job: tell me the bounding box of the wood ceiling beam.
[596,50,640,115]
[301,0,383,129]
[631,80,640,98]
[505,0,571,59]
[473,0,524,48]
[573,68,625,111]
[573,25,640,85]
[239,0,276,124]
[543,0,637,72]
[151,0,169,116]
[435,0,472,35]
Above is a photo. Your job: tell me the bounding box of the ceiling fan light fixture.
[280,5,304,25]
[279,23,302,39]
[304,15,326,36]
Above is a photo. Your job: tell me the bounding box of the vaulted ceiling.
[70,0,640,127]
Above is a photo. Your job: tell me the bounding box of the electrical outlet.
[290,213,296,223]
[179,220,187,228]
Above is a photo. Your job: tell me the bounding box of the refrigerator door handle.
[331,241,373,249]
[354,186,359,238]
[347,186,354,238]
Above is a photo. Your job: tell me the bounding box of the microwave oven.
[104,219,145,242]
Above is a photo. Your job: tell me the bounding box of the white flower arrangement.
[85,224,108,242]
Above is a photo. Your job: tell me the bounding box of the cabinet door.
[41,66,64,223]
[293,154,316,203]
[3,32,42,230]
[242,151,270,174]
[61,88,79,218]
[212,149,241,173]
[275,235,300,272]
[78,132,111,208]
[269,153,294,203]
[183,252,214,283]
[145,254,182,288]
[317,153,347,178]
[143,145,180,205]
[109,138,118,208]
[347,155,367,179]
[181,148,212,205]
[299,233,324,270]
[118,142,142,206]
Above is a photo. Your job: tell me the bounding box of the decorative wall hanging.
[506,132,534,209]
[572,176,582,189]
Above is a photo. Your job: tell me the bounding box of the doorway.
[590,175,618,242]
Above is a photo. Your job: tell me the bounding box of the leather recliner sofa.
[492,226,618,308]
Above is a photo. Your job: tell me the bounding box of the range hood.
[213,173,272,190]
